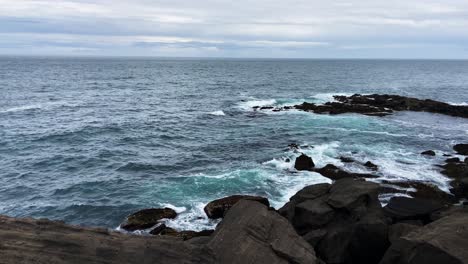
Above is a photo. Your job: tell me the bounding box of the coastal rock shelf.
[253,94,468,118]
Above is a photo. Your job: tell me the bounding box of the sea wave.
[209,110,226,116]
[0,101,78,114]
[238,99,277,110]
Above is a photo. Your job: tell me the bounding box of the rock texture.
[454,144,468,155]
[295,154,315,171]
[120,208,177,231]
[279,178,390,264]
[208,200,318,264]
[0,215,214,264]
[204,195,269,219]
[380,211,468,264]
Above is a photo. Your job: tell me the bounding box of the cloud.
[0,0,467,58]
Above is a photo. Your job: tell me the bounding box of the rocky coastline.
[1,94,467,264]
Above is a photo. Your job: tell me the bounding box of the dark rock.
[446,157,461,163]
[388,223,420,244]
[454,144,468,155]
[443,154,452,157]
[380,211,468,264]
[208,200,318,264]
[450,178,468,200]
[149,223,167,235]
[260,106,274,110]
[421,150,436,156]
[314,164,378,180]
[204,195,269,219]
[364,161,379,170]
[121,208,177,231]
[291,94,468,118]
[288,143,300,149]
[285,158,290,163]
[340,156,355,163]
[281,179,389,264]
[441,162,468,179]
[379,181,458,205]
[295,154,315,171]
[383,197,444,224]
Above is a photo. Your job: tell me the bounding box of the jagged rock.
[159,227,214,241]
[120,208,177,231]
[208,200,318,264]
[150,223,168,235]
[454,144,468,155]
[0,215,215,264]
[364,161,379,170]
[383,197,444,224]
[314,164,378,180]
[421,150,436,156]
[380,211,468,264]
[280,179,390,264]
[378,180,458,205]
[291,94,468,118]
[295,154,315,170]
[204,195,269,219]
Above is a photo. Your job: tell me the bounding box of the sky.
[1,0,468,58]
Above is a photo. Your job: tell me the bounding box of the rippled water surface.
[1,57,467,230]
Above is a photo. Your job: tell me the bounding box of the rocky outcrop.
[0,215,215,264]
[207,200,318,264]
[204,195,269,219]
[383,197,444,224]
[314,164,378,180]
[120,208,177,231]
[295,154,315,171]
[255,94,468,118]
[380,211,468,264]
[279,178,390,264]
[454,144,468,155]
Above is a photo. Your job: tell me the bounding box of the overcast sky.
[1,0,468,58]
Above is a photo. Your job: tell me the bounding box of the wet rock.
[295,154,315,171]
[380,211,468,264]
[340,156,355,163]
[291,94,468,118]
[446,157,461,163]
[364,161,379,170]
[204,195,269,219]
[260,106,274,110]
[208,200,318,264]
[450,178,468,200]
[379,181,458,205]
[314,164,378,180]
[149,223,167,235]
[383,197,444,224]
[454,144,468,155]
[285,158,291,163]
[441,162,468,179]
[120,208,177,231]
[288,143,300,149]
[421,150,436,156]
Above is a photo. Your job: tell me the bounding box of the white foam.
[209,110,226,116]
[449,102,468,106]
[238,99,277,110]
[309,92,354,103]
[0,101,77,113]
[159,203,187,214]
[263,158,294,170]
[163,202,221,231]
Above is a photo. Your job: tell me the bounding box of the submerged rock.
[380,211,468,264]
[454,144,468,155]
[421,150,436,156]
[294,154,315,171]
[208,200,318,264]
[339,156,355,163]
[314,164,378,180]
[120,208,177,231]
[364,161,379,170]
[204,195,269,219]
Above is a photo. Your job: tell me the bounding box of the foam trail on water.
[238,99,276,110]
[209,110,226,116]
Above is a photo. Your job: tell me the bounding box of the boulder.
[340,156,355,163]
[378,181,457,205]
[159,227,214,241]
[421,150,436,156]
[314,164,377,180]
[204,195,269,219]
[208,200,318,264]
[383,197,444,224]
[441,162,468,179]
[454,144,468,155]
[120,208,177,231]
[295,154,315,171]
[380,211,468,264]
[281,179,390,264]
[446,157,461,163]
[388,223,420,244]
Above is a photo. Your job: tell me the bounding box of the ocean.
[1,57,467,231]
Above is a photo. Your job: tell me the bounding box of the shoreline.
[1,94,467,263]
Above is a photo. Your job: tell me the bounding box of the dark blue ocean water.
[1,57,467,230]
